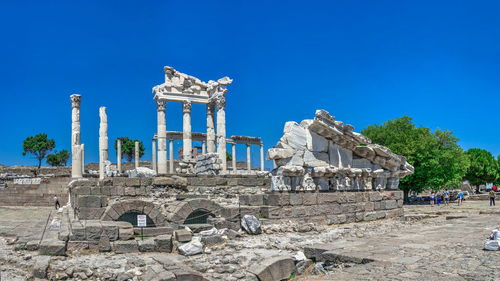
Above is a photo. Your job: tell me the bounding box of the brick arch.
[101,199,166,226]
[167,198,222,225]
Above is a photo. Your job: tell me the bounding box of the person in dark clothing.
[489,190,496,206]
[54,195,60,209]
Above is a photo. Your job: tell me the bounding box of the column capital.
[156,100,166,111]
[206,102,215,113]
[183,101,192,113]
[215,95,226,109]
[70,94,81,108]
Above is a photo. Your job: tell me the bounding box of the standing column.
[135,141,139,169]
[70,94,82,178]
[246,144,251,171]
[216,97,227,172]
[81,143,85,175]
[202,141,206,154]
[117,139,122,173]
[156,100,167,175]
[99,107,108,180]
[232,143,237,174]
[260,143,265,171]
[206,103,216,153]
[152,138,157,172]
[169,139,174,173]
[182,101,192,161]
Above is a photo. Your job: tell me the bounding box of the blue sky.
[1,0,499,168]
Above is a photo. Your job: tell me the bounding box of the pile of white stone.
[193,153,222,175]
[268,110,414,191]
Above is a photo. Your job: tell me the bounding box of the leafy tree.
[226,152,232,161]
[464,148,498,192]
[46,150,70,166]
[22,133,56,169]
[362,116,469,201]
[114,137,145,162]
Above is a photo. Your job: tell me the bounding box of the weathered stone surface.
[39,239,66,256]
[200,234,225,246]
[241,215,262,235]
[153,176,188,188]
[33,256,50,279]
[248,255,296,281]
[126,167,156,178]
[154,235,173,252]
[119,226,134,241]
[138,239,156,252]
[239,194,264,206]
[178,237,203,256]
[174,229,192,242]
[26,240,39,251]
[98,232,111,252]
[264,193,290,206]
[113,240,139,253]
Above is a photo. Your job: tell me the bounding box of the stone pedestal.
[99,107,108,180]
[135,141,139,169]
[117,139,122,173]
[216,98,227,172]
[182,102,192,161]
[70,94,82,178]
[156,101,167,175]
[206,103,216,153]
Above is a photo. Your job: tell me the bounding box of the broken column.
[216,96,227,172]
[98,107,108,180]
[70,94,82,178]
[117,139,122,173]
[135,141,139,169]
[156,100,167,174]
[260,143,264,171]
[206,102,216,153]
[182,101,192,161]
[152,138,157,172]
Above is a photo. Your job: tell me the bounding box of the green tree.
[226,152,232,161]
[114,137,145,162]
[22,133,56,169]
[362,116,469,201]
[464,148,498,192]
[46,150,70,166]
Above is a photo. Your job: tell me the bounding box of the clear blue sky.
[1,0,499,168]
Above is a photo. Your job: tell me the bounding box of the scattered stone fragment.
[178,237,203,256]
[241,215,262,235]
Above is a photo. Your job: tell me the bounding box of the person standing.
[443,189,450,206]
[489,190,496,206]
[429,191,435,207]
[457,190,464,206]
[54,195,60,210]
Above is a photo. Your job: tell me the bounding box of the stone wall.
[0,166,71,177]
[240,190,404,224]
[0,177,69,206]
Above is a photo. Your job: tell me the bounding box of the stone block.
[124,186,136,196]
[386,208,404,218]
[354,192,370,203]
[260,206,282,219]
[101,223,119,241]
[119,227,134,240]
[363,202,375,212]
[70,225,86,241]
[302,192,318,205]
[174,229,192,242]
[264,193,290,206]
[138,239,156,252]
[200,234,225,246]
[328,214,347,225]
[98,232,111,252]
[239,206,261,218]
[85,221,103,241]
[239,194,264,206]
[78,207,105,220]
[220,206,239,219]
[289,193,303,205]
[140,177,153,186]
[33,256,50,279]
[125,178,141,187]
[248,255,296,281]
[290,206,306,217]
[26,240,39,251]
[397,199,403,207]
[39,239,66,256]
[77,195,103,208]
[373,201,384,211]
[134,226,174,236]
[384,200,398,210]
[154,234,173,252]
[382,191,397,200]
[90,186,102,195]
[317,192,341,204]
[67,241,89,251]
[113,240,139,254]
[369,192,383,202]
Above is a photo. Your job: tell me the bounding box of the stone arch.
[101,199,166,227]
[167,198,222,225]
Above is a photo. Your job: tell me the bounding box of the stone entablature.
[268,110,414,191]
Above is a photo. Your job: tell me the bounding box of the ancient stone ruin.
[268,109,414,192]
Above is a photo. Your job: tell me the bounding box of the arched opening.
[184,208,215,224]
[117,211,156,227]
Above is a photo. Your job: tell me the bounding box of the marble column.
[182,101,192,161]
[206,103,216,153]
[169,139,174,173]
[232,143,237,174]
[117,139,122,173]
[70,94,82,178]
[99,107,108,180]
[216,97,227,172]
[81,143,85,175]
[156,100,167,175]
[152,138,157,172]
[246,144,251,171]
[135,141,139,169]
[260,144,265,171]
[202,141,206,154]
